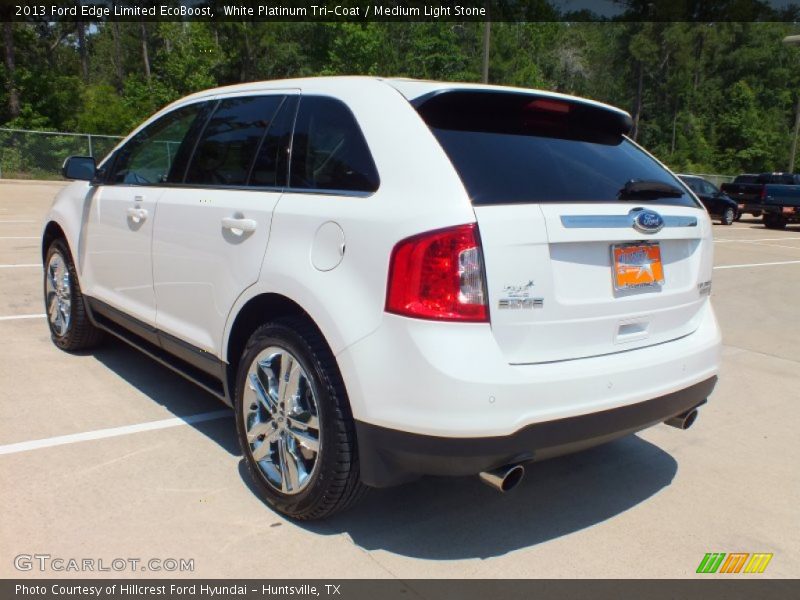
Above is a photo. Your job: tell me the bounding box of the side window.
[111,104,204,185]
[289,96,379,193]
[185,95,285,186]
[703,181,718,195]
[250,95,298,187]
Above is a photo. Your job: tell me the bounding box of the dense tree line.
[2,20,800,175]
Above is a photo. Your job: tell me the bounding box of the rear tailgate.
[476,203,711,363]
[721,182,764,203]
[415,88,713,364]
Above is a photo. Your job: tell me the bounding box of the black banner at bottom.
[2,579,798,600]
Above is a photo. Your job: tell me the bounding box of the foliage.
[2,20,800,176]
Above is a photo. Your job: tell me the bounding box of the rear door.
[418,90,712,364]
[151,92,297,357]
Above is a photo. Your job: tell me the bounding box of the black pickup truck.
[721,173,800,229]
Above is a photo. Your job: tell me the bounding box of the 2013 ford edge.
[43,77,721,519]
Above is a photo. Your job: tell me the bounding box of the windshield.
[417,90,699,208]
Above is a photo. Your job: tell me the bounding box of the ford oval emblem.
[632,209,665,234]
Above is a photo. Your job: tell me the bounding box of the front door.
[83,102,209,327]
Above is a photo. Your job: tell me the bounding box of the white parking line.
[715,237,800,243]
[714,260,800,270]
[0,313,46,321]
[0,263,41,269]
[744,242,800,252]
[0,410,232,456]
[0,236,38,240]
[0,220,36,223]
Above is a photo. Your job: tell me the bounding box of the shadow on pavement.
[91,340,239,456]
[91,338,678,559]
[241,433,677,560]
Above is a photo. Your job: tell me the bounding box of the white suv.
[44,77,721,519]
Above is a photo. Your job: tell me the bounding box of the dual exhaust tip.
[479,408,700,493]
[479,463,525,493]
[664,408,699,430]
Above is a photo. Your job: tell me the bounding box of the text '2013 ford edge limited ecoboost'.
[43,77,721,519]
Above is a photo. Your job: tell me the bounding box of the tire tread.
[237,317,367,520]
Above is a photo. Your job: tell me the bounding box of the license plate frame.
[611,242,665,291]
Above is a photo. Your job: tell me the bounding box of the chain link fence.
[0,127,738,188]
[0,128,123,180]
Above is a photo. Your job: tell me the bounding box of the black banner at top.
[2,0,800,22]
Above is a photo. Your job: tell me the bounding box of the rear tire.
[234,318,367,520]
[764,214,787,230]
[43,238,104,351]
[721,207,735,226]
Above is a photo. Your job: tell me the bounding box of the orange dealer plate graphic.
[611,243,665,290]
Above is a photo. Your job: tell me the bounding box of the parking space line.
[0,220,36,223]
[0,236,38,240]
[715,237,799,243]
[0,410,232,456]
[0,314,46,321]
[0,263,41,268]
[744,242,800,252]
[714,260,800,270]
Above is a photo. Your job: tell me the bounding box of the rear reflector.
[386,223,488,322]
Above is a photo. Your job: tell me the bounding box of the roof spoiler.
[414,89,633,143]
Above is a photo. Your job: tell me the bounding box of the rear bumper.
[762,204,800,221]
[339,301,721,487]
[356,376,715,487]
[736,202,765,214]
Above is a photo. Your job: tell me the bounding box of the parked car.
[757,173,800,229]
[678,174,739,225]
[720,174,763,219]
[721,172,800,228]
[44,77,721,519]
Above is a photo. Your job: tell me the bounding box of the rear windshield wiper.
[618,180,684,200]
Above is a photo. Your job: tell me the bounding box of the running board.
[84,297,229,403]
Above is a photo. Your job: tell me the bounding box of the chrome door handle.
[127,207,148,223]
[222,217,257,234]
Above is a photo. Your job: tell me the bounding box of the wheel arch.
[224,292,334,403]
[42,220,68,262]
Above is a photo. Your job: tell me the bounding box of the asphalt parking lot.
[1,180,798,579]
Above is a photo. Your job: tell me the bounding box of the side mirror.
[62,156,97,182]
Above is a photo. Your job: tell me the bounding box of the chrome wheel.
[243,347,321,495]
[45,251,72,337]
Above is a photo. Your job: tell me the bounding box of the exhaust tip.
[665,408,698,430]
[479,464,525,493]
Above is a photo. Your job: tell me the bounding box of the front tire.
[44,239,104,351]
[234,318,367,520]
[721,207,735,226]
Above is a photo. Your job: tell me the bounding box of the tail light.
[760,186,767,200]
[386,223,488,322]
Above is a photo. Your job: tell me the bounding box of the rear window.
[417,91,697,208]
[758,173,798,185]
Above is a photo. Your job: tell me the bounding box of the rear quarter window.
[417,91,698,209]
[289,96,379,194]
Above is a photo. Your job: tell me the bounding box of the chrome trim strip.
[560,215,697,228]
